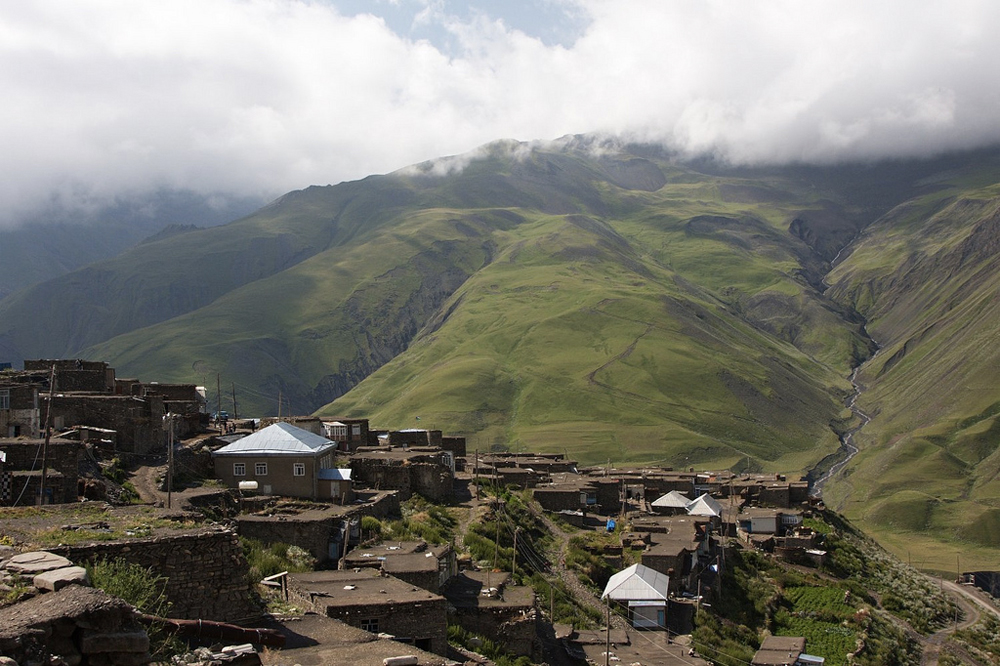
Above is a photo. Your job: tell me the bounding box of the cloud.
[2,0,1000,224]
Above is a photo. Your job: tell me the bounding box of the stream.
[810,365,871,498]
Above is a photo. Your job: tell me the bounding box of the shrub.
[242,538,317,582]
[86,557,170,616]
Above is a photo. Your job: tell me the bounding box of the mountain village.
[1,360,997,666]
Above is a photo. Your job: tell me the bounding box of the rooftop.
[212,422,337,457]
[256,613,451,666]
[288,569,444,607]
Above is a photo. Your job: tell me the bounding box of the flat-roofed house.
[212,422,339,499]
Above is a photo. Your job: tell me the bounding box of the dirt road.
[920,579,1000,666]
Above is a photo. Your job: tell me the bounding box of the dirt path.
[530,507,628,631]
[450,475,480,552]
[920,579,999,666]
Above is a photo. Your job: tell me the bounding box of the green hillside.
[823,162,1000,570]
[5,141,1000,533]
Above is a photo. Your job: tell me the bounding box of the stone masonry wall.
[52,528,258,622]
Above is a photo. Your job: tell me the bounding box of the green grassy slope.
[3,140,981,480]
[824,160,1000,569]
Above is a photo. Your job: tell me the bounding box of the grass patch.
[242,538,316,583]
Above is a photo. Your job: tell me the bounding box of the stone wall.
[0,438,79,504]
[293,593,449,656]
[52,528,258,622]
[44,394,164,454]
[448,601,540,659]
[0,586,151,666]
[237,492,401,563]
[350,458,453,502]
[24,359,113,392]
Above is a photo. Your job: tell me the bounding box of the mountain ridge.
[4,141,1000,568]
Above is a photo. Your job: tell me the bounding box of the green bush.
[85,558,181,661]
[361,515,383,538]
[242,538,317,582]
[86,558,170,616]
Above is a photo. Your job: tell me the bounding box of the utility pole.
[216,373,221,420]
[38,364,56,506]
[277,389,282,419]
[605,598,611,666]
[166,413,174,510]
[231,383,238,420]
[512,527,519,580]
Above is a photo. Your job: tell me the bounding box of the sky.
[3,0,1000,225]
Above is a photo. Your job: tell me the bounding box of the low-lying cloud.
[3,0,1000,225]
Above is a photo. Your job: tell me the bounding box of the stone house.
[532,477,598,512]
[442,570,540,660]
[738,508,804,536]
[237,491,401,563]
[321,418,372,452]
[348,448,454,502]
[0,373,44,438]
[388,428,442,448]
[0,437,80,505]
[344,540,457,593]
[495,467,542,488]
[440,435,467,456]
[211,422,339,500]
[752,636,825,666]
[287,568,448,656]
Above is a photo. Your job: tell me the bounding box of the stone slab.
[3,551,73,574]
[34,565,90,591]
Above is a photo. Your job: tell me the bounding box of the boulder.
[33,566,90,591]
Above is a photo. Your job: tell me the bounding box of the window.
[255,462,268,476]
[293,463,305,477]
[0,389,9,410]
[352,424,361,436]
[233,463,245,477]
[360,618,379,633]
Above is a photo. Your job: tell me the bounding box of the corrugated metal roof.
[686,493,723,517]
[212,422,336,456]
[318,468,352,481]
[651,490,690,508]
[601,564,669,602]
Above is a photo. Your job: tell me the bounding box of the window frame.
[293,462,306,477]
[255,462,268,476]
[0,389,9,410]
[360,618,379,633]
[233,463,246,477]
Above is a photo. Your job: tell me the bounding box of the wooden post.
[605,598,611,666]
[231,382,238,420]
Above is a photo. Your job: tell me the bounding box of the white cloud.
[2,0,1000,224]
